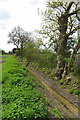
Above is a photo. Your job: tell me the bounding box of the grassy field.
[2,55,49,120]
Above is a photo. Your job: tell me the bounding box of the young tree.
[8,26,31,57]
[37,0,80,79]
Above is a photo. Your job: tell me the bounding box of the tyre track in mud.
[26,66,80,119]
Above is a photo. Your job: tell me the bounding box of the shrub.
[68,89,74,94]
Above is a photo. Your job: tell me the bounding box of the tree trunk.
[20,41,23,61]
[56,55,65,80]
[56,15,68,80]
[26,60,30,67]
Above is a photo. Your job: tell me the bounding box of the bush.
[23,45,57,69]
[38,49,57,68]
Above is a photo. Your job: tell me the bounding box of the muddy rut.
[26,66,80,118]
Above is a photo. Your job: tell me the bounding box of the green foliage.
[30,49,57,69]
[51,108,61,119]
[2,55,48,119]
[39,49,57,68]
[28,49,57,79]
[23,42,39,62]
[68,89,80,95]
[68,89,74,94]
[73,89,80,95]
[23,42,57,69]
[59,79,64,85]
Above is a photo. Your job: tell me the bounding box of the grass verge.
[2,55,48,120]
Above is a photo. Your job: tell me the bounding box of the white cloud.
[0,0,46,52]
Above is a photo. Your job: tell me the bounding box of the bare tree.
[8,26,31,57]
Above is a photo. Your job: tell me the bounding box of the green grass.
[2,55,48,120]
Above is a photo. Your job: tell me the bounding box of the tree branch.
[66,2,74,13]
[68,26,80,36]
[58,2,67,11]
[68,8,80,16]
[68,17,74,34]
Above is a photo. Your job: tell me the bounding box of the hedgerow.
[2,55,48,120]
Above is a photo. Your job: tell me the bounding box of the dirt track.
[27,66,80,119]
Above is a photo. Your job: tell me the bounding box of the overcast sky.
[0,0,46,52]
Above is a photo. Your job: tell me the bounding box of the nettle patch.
[2,56,48,120]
